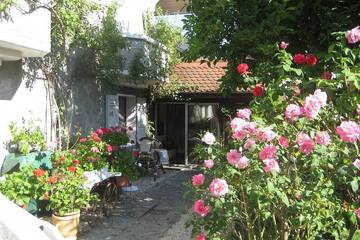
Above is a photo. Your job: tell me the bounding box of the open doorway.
[156,103,185,164]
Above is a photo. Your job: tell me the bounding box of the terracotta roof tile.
[173,61,227,93]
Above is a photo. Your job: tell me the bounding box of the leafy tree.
[183,0,360,94]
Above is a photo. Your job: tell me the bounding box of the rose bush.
[187,29,360,239]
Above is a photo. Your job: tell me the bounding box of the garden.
[186,27,360,240]
[0,122,141,239]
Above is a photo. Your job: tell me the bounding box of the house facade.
[0,0,166,166]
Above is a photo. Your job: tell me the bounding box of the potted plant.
[98,126,130,152]
[48,166,96,240]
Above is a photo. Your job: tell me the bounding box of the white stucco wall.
[0,1,51,60]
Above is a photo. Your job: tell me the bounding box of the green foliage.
[183,0,360,93]
[110,150,140,181]
[0,166,50,207]
[102,129,129,147]
[94,2,126,82]
[9,119,46,155]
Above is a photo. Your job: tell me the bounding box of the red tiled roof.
[174,61,227,93]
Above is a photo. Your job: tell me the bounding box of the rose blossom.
[353,159,360,169]
[263,158,280,173]
[313,89,327,107]
[279,41,289,49]
[315,131,331,146]
[235,156,250,169]
[237,108,251,120]
[202,132,216,145]
[278,136,289,148]
[244,138,256,150]
[346,26,360,44]
[356,208,360,220]
[193,200,210,217]
[296,132,314,155]
[285,104,302,122]
[192,173,205,187]
[305,54,317,66]
[204,159,214,169]
[257,128,276,142]
[232,129,247,140]
[336,121,360,143]
[95,128,104,135]
[259,144,277,161]
[105,144,113,152]
[227,149,241,165]
[293,53,306,65]
[196,232,206,240]
[237,63,249,74]
[253,84,264,97]
[230,117,247,131]
[209,178,229,197]
[304,94,321,119]
[79,137,87,143]
[91,147,100,153]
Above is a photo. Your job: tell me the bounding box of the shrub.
[186,30,360,239]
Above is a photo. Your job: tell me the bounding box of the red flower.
[132,150,140,158]
[101,127,110,134]
[68,166,76,172]
[105,144,113,152]
[33,169,45,177]
[72,159,80,164]
[48,176,56,184]
[305,54,317,66]
[236,63,249,74]
[79,137,87,143]
[293,53,306,65]
[95,128,104,136]
[253,84,264,97]
[321,71,332,80]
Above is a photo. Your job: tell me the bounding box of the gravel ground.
[79,169,194,240]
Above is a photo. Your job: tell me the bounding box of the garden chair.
[137,137,165,181]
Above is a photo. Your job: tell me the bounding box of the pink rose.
[202,132,216,145]
[232,129,247,140]
[296,132,314,155]
[209,178,229,197]
[259,144,277,161]
[279,41,289,49]
[346,26,360,44]
[193,200,210,217]
[263,158,280,173]
[257,128,276,142]
[315,131,331,146]
[353,159,360,169]
[204,159,214,169]
[237,108,251,120]
[230,117,247,131]
[313,89,327,107]
[105,144,113,152]
[91,147,100,153]
[192,174,205,187]
[336,121,360,143]
[79,137,87,143]
[236,63,249,74]
[304,95,321,119]
[285,104,302,122]
[196,232,206,240]
[278,136,289,149]
[95,128,104,135]
[244,138,256,150]
[356,208,360,220]
[235,156,250,169]
[227,149,241,165]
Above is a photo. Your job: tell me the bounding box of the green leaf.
[352,230,360,240]
[351,179,358,192]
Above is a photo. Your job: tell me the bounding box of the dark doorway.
[156,103,185,164]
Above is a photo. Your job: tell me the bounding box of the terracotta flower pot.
[116,176,130,188]
[51,211,80,240]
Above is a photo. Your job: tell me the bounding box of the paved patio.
[79,169,194,240]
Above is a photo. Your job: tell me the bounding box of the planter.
[51,211,80,240]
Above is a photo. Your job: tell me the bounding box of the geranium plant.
[48,166,96,216]
[187,29,360,240]
[98,126,130,147]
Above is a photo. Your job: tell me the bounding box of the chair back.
[138,137,153,153]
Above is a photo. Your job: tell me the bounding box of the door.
[187,104,219,164]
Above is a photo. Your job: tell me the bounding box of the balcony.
[0,2,51,63]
